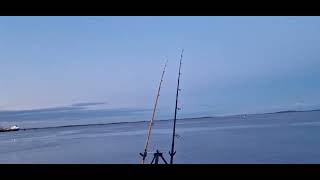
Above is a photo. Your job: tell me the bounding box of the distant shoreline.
[17,108,320,132]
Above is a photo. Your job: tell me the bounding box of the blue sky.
[1,16,320,117]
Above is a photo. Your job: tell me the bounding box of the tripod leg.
[150,155,156,164]
[160,155,168,164]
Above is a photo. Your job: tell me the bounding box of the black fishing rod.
[169,49,184,164]
[140,59,168,164]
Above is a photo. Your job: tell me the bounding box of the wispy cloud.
[293,102,307,107]
[71,102,107,107]
[0,102,151,121]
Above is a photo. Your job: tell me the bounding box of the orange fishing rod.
[140,59,168,164]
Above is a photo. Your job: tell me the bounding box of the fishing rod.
[140,59,168,164]
[169,49,184,164]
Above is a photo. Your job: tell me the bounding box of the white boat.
[0,125,20,132]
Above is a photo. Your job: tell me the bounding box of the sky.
[1,16,320,118]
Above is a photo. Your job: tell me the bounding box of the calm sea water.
[0,110,320,163]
